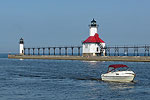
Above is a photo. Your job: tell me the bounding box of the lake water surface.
[0,54,150,100]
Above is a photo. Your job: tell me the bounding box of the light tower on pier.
[19,38,24,55]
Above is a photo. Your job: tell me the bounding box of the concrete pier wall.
[8,55,150,62]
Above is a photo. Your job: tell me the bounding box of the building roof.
[83,33,105,43]
[90,18,97,27]
[91,18,96,23]
[19,38,24,44]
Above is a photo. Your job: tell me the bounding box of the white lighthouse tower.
[82,19,106,56]
[89,19,98,36]
[19,38,24,55]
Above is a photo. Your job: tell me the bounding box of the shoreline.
[8,55,150,62]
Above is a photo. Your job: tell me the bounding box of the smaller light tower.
[19,38,24,55]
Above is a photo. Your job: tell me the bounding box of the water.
[0,54,150,100]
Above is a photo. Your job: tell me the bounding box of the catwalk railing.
[105,45,150,56]
[24,46,82,56]
[23,45,150,56]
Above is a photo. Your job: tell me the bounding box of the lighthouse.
[82,19,106,56]
[19,38,24,55]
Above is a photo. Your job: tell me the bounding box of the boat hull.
[101,75,135,82]
[101,71,135,82]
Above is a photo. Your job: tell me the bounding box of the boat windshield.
[108,67,129,72]
[115,67,129,71]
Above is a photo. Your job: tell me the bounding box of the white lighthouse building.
[82,19,106,56]
[19,38,24,55]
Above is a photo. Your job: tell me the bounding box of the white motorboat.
[101,64,135,82]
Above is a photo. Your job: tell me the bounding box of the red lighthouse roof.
[83,33,105,43]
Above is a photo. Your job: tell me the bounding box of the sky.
[0,0,150,53]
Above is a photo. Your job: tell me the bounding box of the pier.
[8,44,150,62]
[8,55,150,62]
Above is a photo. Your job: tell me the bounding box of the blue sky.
[0,0,150,53]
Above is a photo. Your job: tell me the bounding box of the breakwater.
[8,55,150,62]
